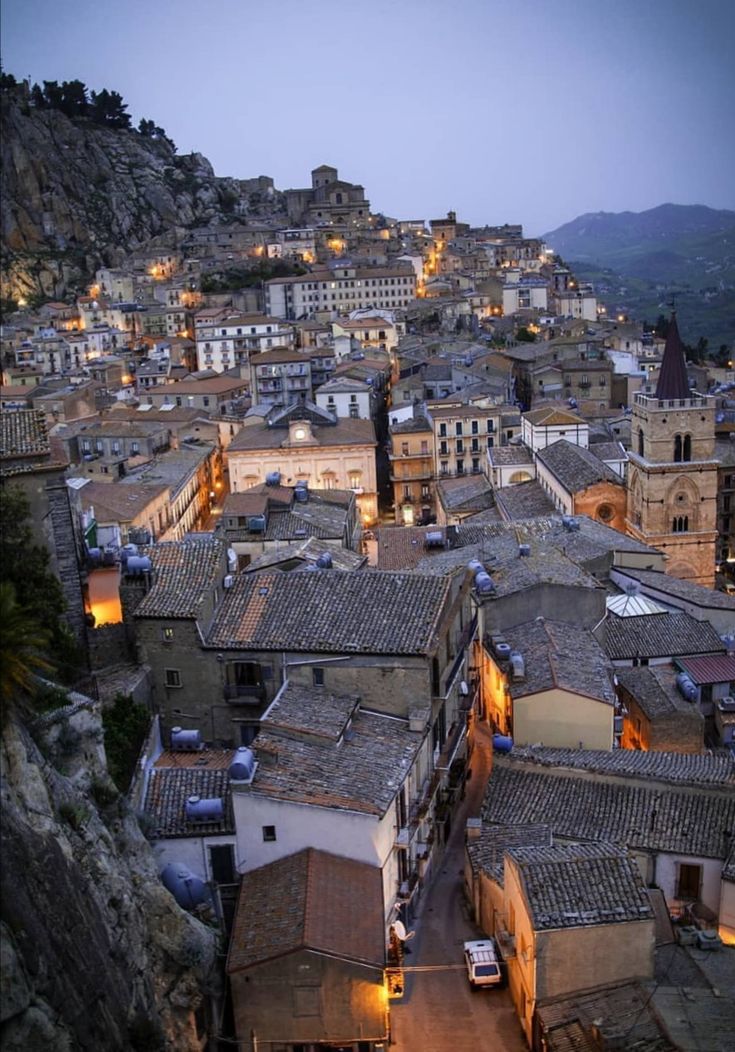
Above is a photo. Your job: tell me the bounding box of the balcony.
[224,683,266,703]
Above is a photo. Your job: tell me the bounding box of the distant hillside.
[544,204,735,349]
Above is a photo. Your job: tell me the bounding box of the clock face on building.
[294,427,306,440]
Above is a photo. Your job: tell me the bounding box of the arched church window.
[674,434,682,462]
[683,434,691,462]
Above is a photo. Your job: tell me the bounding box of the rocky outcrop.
[0,90,258,301]
[0,692,218,1051]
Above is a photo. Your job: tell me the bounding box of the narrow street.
[389,722,527,1051]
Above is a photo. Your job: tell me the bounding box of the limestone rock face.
[0,697,218,1051]
[0,94,246,301]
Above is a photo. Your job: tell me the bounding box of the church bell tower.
[626,314,718,586]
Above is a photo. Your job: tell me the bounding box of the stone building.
[615,665,705,753]
[626,315,718,586]
[535,439,627,532]
[227,849,387,1051]
[388,416,435,525]
[284,164,371,229]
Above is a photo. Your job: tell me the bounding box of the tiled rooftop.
[488,445,534,465]
[228,416,376,452]
[508,842,653,930]
[616,665,701,721]
[245,537,365,572]
[502,618,615,705]
[250,705,422,815]
[598,612,725,660]
[483,758,735,858]
[536,982,673,1052]
[495,481,556,520]
[143,763,233,838]
[207,570,450,654]
[466,823,551,882]
[263,682,359,742]
[0,408,50,458]
[436,473,495,512]
[80,480,169,521]
[504,745,735,788]
[134,539,225,619]
[536,439,622,493]
[227,849,384,972]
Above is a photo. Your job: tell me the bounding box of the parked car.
[463,939,503,989]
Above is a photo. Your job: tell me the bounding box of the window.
[164,669,181,688]
[456,440,464,454]
[262,825,277,842]
[402,442,409,456]
[472,458,480,473]
[455,421,463,436]
[676,863,702,900]
[439,423,447,437]
[162,627,174,643]
[471,420,479,434]
[312,667,325,687]
[440,460,449,475]
[456,459,464,474]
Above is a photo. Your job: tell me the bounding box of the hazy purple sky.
[2,0,734,234]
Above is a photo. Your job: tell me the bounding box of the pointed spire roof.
[655,313,690,400]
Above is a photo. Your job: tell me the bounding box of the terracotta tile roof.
[484,755,735,858]
[207,570,450,654]
[488,445,534,465]
[436,473,494,513]
[251,704,421,814]
[524,407,585,427]
[536,982,673,1052]
[495,481,555,521]
[227,849,385,972]
[536,439,622,493]
[80,480,169,521]
[503,618,615,705]
[228,417,376,452]
[503,745,735,788]
[143,764,234,838]
[616,665,701,721]
[135,539,225,619]
[245,538,365,573]
[0,408,50,458]
[374,526,452,571]
[466,823,552,882]
[221,492,269,517]
[508,842,653,930]
[598,612,725,661]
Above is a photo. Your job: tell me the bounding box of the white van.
[463,939,503,988]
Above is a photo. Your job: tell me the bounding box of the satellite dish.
[391,920,415,941]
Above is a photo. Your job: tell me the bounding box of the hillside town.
[2,163,735,1052]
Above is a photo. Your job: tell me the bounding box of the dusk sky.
[2,0,734,235]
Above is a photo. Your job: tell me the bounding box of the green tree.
[102,694,151,791]
[59,79,88,117]
[30,82,46,108]
[0,484,80,680]
[515,326,536,343]
[42,80,64,109]
[0,582,53,722]
[89,88,131,128]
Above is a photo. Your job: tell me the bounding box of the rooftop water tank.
[676,673,698,702]
[425,531,445,548]
[518,544,530,557]
[304,563,319,571]
[265,471,282,486]
[467,559,484,575]
[171,727,203,752]
[247,514,267,533]
[492,733,513,754]
[121,543,139,558]
[316,551,333,569]
[562,515,580,532]
[474,571,496,595]
[294,482,309,502]
[185,795,224,823]
[87,546,102,566]
[493,640,512,661]
[227,547,238,571]
[126,555,152,575]
[229,746,255,782]
[160,863,208,910]
[510,652,526,681]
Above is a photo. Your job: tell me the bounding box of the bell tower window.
[683,434,691,462]
[674,434,682,462]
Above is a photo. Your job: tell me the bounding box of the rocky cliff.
[0,692,218,1051]
[0,88,260,303]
